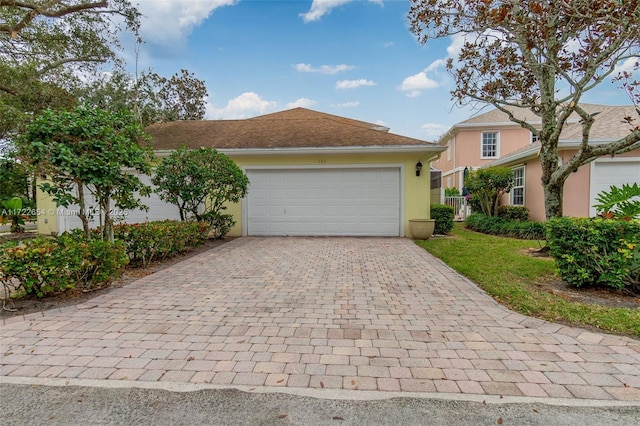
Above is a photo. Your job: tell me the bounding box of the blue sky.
[127,0,634,141]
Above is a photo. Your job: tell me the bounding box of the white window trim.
[480,131,500,159]
[510,166,525,206]
[530,131,539,144]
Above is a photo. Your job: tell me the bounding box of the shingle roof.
[146,107,435,150]
[557,104,639,141]
[486,105,640,167]
[456,104,637,140]
[457,105,543,125]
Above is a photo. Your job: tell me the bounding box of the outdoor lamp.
[416,161,423,176]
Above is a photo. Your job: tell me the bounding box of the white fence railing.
[444,196,470,221]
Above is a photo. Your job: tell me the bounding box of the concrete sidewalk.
[1,237,639,402]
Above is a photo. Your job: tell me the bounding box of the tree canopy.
[75,68,209,127]
[0,0,140,141]
[18,106,153,241]
[409,0,640,218]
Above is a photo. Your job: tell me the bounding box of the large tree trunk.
[543,179,564,220]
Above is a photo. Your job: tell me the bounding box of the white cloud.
[335,79,376,89]
[294,63,355,74]
[300,0,382,23]
[136,0,238,46]
[421,123,449,138]
[615,57,640,75]
[447,33,467,58]
[206,92,277,119]
[383,41,394,48]
[286,98,318,108]
[399,71,439,97]
[426,59,447,73]
[331,101,360,107]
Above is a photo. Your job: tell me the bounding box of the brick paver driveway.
[2,237,640,401]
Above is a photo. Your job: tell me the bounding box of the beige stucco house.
[37,108,445,237]
[432,104,640,221]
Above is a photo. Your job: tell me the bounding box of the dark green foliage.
[444,187,460,197]
[465,213,546,240]
[593,183,640,220]
[0,234,127,298]
[467,194,482,213]
[201,212,235,240]
[76,69,208,127]
[546,217,640,290]
[152,146,249,239]
[0,1,141,143]
[497,205,530,221]
[430,204,454,234]
[0,158,30,200]
[1,197,27,233]
[113,220,209,268]
[18,107,153,241]
[464,167,513,216]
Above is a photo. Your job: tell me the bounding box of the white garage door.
[246,168,401,236]
[590,160,640,216]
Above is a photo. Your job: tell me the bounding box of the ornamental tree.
[18,107,153,241]
[152,147,249,238]
[464,167,514,216]
[409,0,640,219]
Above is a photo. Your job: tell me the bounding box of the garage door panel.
[591,161,640,216]
[247,168,401,236]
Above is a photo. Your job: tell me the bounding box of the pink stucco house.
[432,104,640,221]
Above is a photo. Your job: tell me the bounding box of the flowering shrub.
[113,220,209,267]
[0,235,127,298]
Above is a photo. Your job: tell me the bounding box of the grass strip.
[416,223,640,338]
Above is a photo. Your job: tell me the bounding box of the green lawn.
[416,223,640,338]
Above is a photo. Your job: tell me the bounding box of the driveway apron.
[1,237,640,401]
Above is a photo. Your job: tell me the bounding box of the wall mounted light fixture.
[415,161,423,177]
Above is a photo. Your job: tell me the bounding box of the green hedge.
[497,205,530,221]
[113,220,209,268]
[465,213,546,240]
[546,217,640,290]
[0,235,127,298]
[430,204,454,235]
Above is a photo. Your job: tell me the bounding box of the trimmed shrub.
[497,205,530,221]
[430,204,454,235]
[546,217,640,290]
[201,212,234,239]
[465,213,546,240]
[58,233,128,288]
[113,220,209,268]
[0,234,127,298]
[444,187,460,197]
